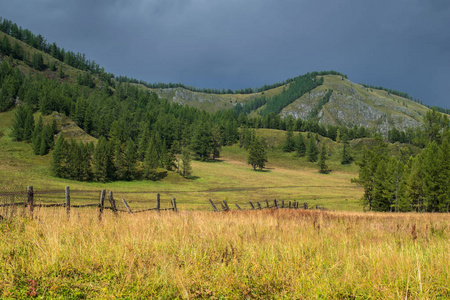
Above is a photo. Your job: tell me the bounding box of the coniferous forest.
[0,17,449,212]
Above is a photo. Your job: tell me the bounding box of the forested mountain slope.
[154,74,432,136]
[280,75,430,135]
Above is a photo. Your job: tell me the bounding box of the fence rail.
[208,198,326,212]
[0,186,326,219]
[0,186,177,220]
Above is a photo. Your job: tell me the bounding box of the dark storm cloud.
[1,0,449,107]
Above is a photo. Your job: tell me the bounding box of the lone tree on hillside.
[318,143,330,174]
[248,137,268,170]
[307,133,319,162]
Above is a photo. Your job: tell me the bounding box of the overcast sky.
[1,0,449,108]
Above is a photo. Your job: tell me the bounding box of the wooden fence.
[0,186,326,220]
[208,198,326,212]
[0,186,177,220]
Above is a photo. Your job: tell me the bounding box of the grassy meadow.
[0,209,449,298]
[3,109,449,299]
[0,109,363,211]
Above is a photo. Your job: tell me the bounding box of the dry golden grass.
[1,209,449,299]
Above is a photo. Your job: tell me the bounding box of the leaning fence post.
[98,189,106,221]
[156,193,160,212]
[249,201,255,210]
[209,199,218,212]
[265,199,269,208]
[235,204,242,210]
[65,186,70,219]
[27,186,34,217]
[122,198,133,213]
[222,200,230,211]
[257,202,262,209]
[172,197,177,212]
[108,191,117,215]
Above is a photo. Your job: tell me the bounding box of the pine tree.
[341,143,353,164]
[282,128,296,152]
[40,124,54,155]
[51,134,67,178]
[32,115,43,154]
[11,42,23,60]
[114,142,126,180]
[352,138,388,211]
[93,137,114,182]
[180,147,192,178]
[438,136,450,212]
[212,126,222,160]
[404,155,425,212]
[31,53,45,71]
[122,139,137,180]
[372,159,394,211]
[307,133,318,162]
[422,142,445,211]
[295,133,306,157]
[1,36,11,55]
[78,142,92,181]
[162,143,176,171]
[318,143,330,174]
[39,136,47,156]
[143,137,159,178]
[67,139,82,180]
[191,121,213,161]
[248,137,268,170]
[137,128,149,162]
[22,106,35,142]
[10,105,33,141]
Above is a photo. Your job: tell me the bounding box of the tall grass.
[1,209,449,299]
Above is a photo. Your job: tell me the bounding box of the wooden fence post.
[235,204,242,210]
[257,202,262,209]
[274,199,278,209]
[108,191,117,215]
[172,197,177,212]
[304,202,308,210]
[209,199,218,212]
[156,193,160,212]
[65,186,70,219]
[289,201,292,209]
[281,200,284,208]
[98,189,106,221]
[265,199,269,208]
[27,186,34,217]
[122,198,133,213]
[222,200,230,211]
[249,201,255,209]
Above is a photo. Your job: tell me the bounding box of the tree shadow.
[252,168,271,173]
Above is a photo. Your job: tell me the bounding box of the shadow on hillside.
[252,169,271,173]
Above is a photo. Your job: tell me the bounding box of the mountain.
[0,18,441,138]
[151,75,430,136]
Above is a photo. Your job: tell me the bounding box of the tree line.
[353,109,449,212]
